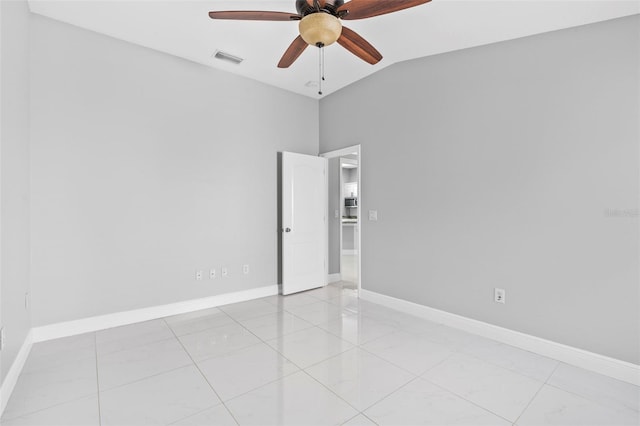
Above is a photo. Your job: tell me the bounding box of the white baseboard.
[360,289,640,386]
[327,273,342,284]
[32,285,278,343]
[1,330,33,416]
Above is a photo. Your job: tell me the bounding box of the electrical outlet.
[210,269,216,279]
[369,210,378,221]
[0,327,5,351]
[221,267,228,277]
[494,288,506,304]
[243,264,249,275]
[196,270,203,281]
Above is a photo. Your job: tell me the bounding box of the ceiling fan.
[208,0,432,69]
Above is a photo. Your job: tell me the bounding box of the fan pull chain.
[322,46,325,82]
[318,43,323,95]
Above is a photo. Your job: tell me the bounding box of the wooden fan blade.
[208,11,301,21]
[337,26,382,65]
[278,35,309,68]
[338,0,431,20]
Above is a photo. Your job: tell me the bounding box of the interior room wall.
[0,0,32,382]
[29,14,319,327]
[319,15,640,364]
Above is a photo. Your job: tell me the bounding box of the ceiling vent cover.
[213,50,244,65]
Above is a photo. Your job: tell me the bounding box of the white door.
[282,152,327,295]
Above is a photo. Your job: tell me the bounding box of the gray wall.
[29,15,318,327]
[0,0,32,382]
[320,16,640,364]
[328,158,341,274]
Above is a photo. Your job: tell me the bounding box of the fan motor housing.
[299,12,343,46]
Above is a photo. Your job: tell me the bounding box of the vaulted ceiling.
[28,0,639,98]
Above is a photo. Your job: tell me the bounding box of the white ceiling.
[28,0,639,99]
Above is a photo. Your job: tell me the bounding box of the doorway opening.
[320,145,361,295]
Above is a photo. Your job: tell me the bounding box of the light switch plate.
[369,210,378,221]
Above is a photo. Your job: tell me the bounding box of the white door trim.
[320,145,362,296]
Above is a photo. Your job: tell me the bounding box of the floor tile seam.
[418,375,517,424]
[276,308,320,325]
[218,303,282,321]
[296,297,346,309]
[166,402,232,426]
[358,412,380,426]
[435,350,550,387]
[98,339,192,366]
[237,311,313,329]
[263,296,324,309]
[297,369,363,416]
[213,305,320,377]
[98,362,197,394]
[264,330,355,372]
[170,313,263,348]
[417,352,459,377]
[217,309,279,323]
[212,368,303,405]
[168,318,246,339]
[0,392,100,423]
[245,322,318,342]
[351,373,425,414]
[353,345,424,377]
[544,359,640,412]
[96,334,179,358]
[164,317,241,426]
[97,353,195,392]
[319,326,397,347]
[357,375,425,417]
[20,353,100,375]
[240,315,318,336]
[299,345,362,372]
[94,332,102,426]
[511,378,548,425]
[340,412,363,426]
[193,338,298,365]
[544,382,640,414]
[166,312,236,326]
[452,346,560,383]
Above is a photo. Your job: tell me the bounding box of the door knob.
[284,228,291,233]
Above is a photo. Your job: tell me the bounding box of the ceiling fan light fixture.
[299,12,342,47]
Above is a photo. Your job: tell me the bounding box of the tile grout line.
[511,362,560,425]
[225,293,369,422]
[419,375,515,424]
[541,362,640,414]
[94,332,102,426]
[187,305,311,406]
[162,317,241,426]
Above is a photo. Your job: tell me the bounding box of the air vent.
[213,50,243,65]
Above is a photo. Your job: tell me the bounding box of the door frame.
[319,145,362,296]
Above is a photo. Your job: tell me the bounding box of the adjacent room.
[1,0,638,425]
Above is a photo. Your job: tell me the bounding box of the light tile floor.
[2,282,639,426]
